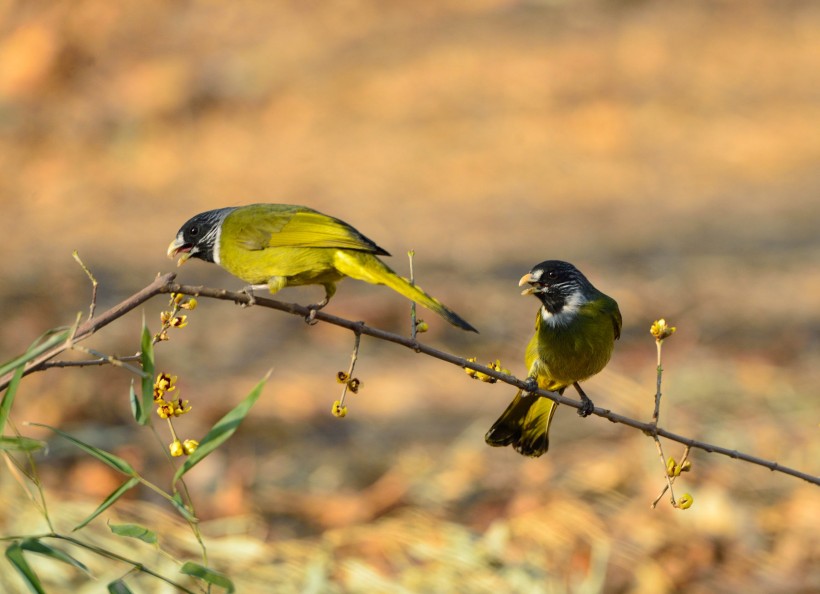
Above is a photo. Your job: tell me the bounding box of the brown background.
[1,1,818,592]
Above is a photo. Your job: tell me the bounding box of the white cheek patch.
[207,224,222,265]
[541,291,586,327]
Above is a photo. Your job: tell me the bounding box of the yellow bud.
[666,457,677,477]
[169,439,184,457]
[348,378,362,394]
[464,357,478,378]
[475,370,497,384]
[336,371,350,384]
[678,493,694,509]
[680,460,692,473]
[155,331,170,342]
[172,293,185,305]
[331,400,348,418]
[182,439,199,455]
[160,311,172,325]
[180,297,197,310]
[650,318,677,341]
[415,320,429,333]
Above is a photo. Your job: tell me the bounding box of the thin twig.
[39,355,142,369]
[72,251,98,323]
[338,330,362,410]
[652,445,691,508]
[408,250,418,340]
[0,273,176,391]
[653,338,663,424]
[69,346,145,376]
[651,337,677,506]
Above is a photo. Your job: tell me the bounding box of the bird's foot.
[241,285,258,307]
[523,377,539,396]
[303,299,327,326]
[573,382,595,417]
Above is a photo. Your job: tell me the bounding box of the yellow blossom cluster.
[153,372,197,456]
[464,357,509,383]
[154,293,197,342]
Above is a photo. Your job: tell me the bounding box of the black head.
[167,207,236,265]
[519,260,596,315]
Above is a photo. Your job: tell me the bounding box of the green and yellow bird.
[167,203,478,332]
[485,260,621,457]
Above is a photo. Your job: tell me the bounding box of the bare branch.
[2,273,817,488]
[0,273,176,390]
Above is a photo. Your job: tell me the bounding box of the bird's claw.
[577,397,595,417]
[572,382,594,417]
[523,377,539,396]
[304,309,319,325]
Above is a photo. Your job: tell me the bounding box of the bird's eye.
[189,225,199,236]
[547,270,558,279]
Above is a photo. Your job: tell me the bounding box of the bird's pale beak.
[519,272,537,296]
[167,237,193,266]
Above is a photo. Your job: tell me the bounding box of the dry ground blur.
[1,0,819,592]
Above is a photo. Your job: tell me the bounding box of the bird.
[485,260,621,457]
[166,203,478,332]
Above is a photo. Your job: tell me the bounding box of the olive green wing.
[227,204,389,255]
[603,295,623,340]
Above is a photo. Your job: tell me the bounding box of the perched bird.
[485,260,621,457]
[167,203,477,332]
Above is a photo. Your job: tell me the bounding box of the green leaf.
[0,360,25,434]
[74,477,140,531]
[173,373,268,485]
[138,322,155,426]
[0,436,46,452]
[168,492,198,524]
[180,562,235,593]
[30,423,137,476]
[5,541,46,594]
[108,522,158,545]
[1,329,69,433]
[20,538,90,575]
[128,380,142,426]
[107,580,134,594]
[0,328,71,378]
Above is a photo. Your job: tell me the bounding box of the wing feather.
[229,204,389,255]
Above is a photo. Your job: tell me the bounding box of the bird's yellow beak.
[167,237,192,267]
[519,272,537,296]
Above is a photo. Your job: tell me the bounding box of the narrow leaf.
[108,522,158,545]
[138,322,155,426]
[128,380,142,425]
[20,538,90,575]
[5,542,46,594]
[0,359,25,434]
[74,477,140,531]
[0,436,46,452]
[107,580,134,594]
[0,329,70,378]
[173,373,268,485]
[168,492,198,524]
[0,329,67,432]
[30,423,137,476]
[180,562,235,593]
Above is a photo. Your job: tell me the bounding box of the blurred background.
[1,0,819,592]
